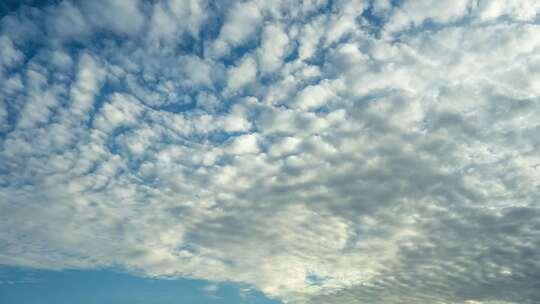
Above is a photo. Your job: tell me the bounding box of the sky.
[0,267,280,304]
[0,0,540,303]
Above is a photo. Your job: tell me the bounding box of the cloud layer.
[1,0,540,303]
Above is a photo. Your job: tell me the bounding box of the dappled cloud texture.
[1,0,540,303]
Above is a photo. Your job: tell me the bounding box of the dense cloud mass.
[1,0,540,303]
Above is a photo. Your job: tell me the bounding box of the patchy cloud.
[1,0,540,303]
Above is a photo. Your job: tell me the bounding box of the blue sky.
[0,267,280,304]
[1,0,540,303]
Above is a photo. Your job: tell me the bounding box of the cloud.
[45,1,89,39]
[1,1,540,304]
[384,0,471,34]
[210,1,263,58]
[257,24,290,73]
[79,0,145,36]
[0,35,23,68]
[474,0,540,22]
[293,81,337,110]
[227,55,258,91]
[227,133,260,155]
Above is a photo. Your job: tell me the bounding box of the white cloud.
[147,0,207,47]
[210,1,263,57]
[1,1,540,304]
[474,0,540,22]
[221,104,252,132]
[227,55,257,91]
[257,24,290,73]
[67,53,106,121]
[93,93,144,133]
[0,98,8,132]
[181,55,213,87]
[227,133,260,155]
[293,81,336,110]
[297,18,325,61]
[80,0,145,36]
[46,1,89,39]
[324,0,367,45]
[384,0,470,34]
[268,136,301,157]
[0,35,24,68]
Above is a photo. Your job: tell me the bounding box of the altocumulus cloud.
[1,0,540,303]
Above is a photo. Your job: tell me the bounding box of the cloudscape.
[1,0,540,303]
